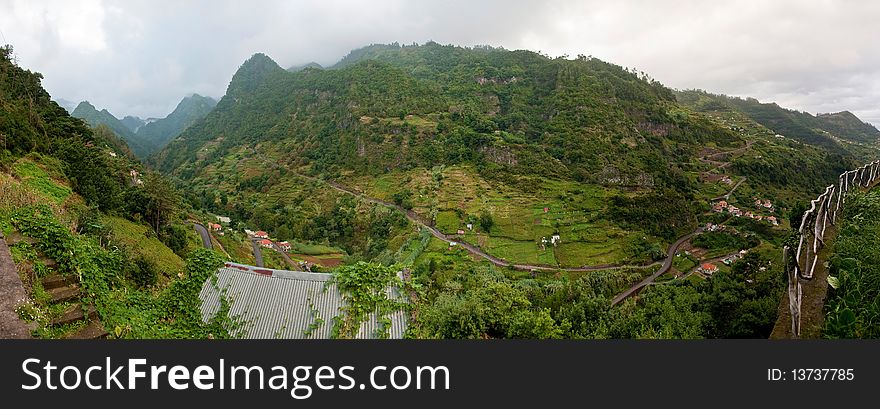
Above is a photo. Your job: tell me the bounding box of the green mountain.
[151,43,874,268]
[676,90,879,149]
[1,44,233,340]
[136,94,217,156]
[71,101,150,155]
[72,95,216,158]
[121,115,146,133]
[815,111,880,144]
[287,62,323,72]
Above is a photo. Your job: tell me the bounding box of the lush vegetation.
[408,250,783,338]
[824,190,880,338]
[73,95,216,158]
[1,44,229,338]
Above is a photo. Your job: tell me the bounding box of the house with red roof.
[278,241,291,252]
[259,239,273,248]
[254,231,269,239]
[700,263,719,275]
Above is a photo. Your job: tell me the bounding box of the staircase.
[5,233,108,339]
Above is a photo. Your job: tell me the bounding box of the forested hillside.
[136,94,216,155]
[1,45,228,339]
[73,95,216,158]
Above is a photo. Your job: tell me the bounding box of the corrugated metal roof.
[199,263,407,339]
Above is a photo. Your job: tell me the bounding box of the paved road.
[249,238,265,268]
[611,228,703,306]
[711,177,747,201]
[270,243,298,269]
[193,223,213,250]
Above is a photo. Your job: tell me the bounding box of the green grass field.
[104,216,184,274]
[13,159,71,204]
[347,165,657,267]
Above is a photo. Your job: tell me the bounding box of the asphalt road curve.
[611,228,703,306]
[249,238,265,268]
[193,223,213,250]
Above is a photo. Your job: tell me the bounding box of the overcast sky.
[2,0,879,125]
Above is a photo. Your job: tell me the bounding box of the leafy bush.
[129,255,158,288]
[824,191,880,338]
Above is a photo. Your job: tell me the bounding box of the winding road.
[711,177,746,201]
[192,223,213,250]
[193,222,264,267]
[249,238,265,268]
[248,147,756,302]
[610,228,702,305]
[247,148,664,273]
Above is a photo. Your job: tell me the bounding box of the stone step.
[48,285,80,304]
[64,320,108,339]
[51,304,97,326]
[41,274,78,290]
[4,232,36,246]
[37,255,58,269]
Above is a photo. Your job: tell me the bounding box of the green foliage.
[129,255,158,288]
[12,159,71,203]
[412,268,565,339]
[611,252,782,338]
[331,261,407,339]
[608,189,696,240]
[824,190,880,338]
[478,211,494,233]
[161,223,190,257]
[6,204,236,338]
[692,231,759,252]
[391,189,413,210]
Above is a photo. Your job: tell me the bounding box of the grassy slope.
[104,216,184,274]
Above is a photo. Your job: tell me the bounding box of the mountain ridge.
[71,95,216,158]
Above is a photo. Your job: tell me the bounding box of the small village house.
[278,241,292,252]
[254,231,269,239]
[259,239,273,248]
[700,263,719,275]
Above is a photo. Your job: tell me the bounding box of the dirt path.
[0,233,32,339]
[771,179,880,338]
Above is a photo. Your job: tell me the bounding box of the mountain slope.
[815,111,880,144]
[136,94,216,157]
[121,115,146,133]
[152,43,875,270]
[71,101,150,156]
[150,43,758,264]
[72,95,216,159]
